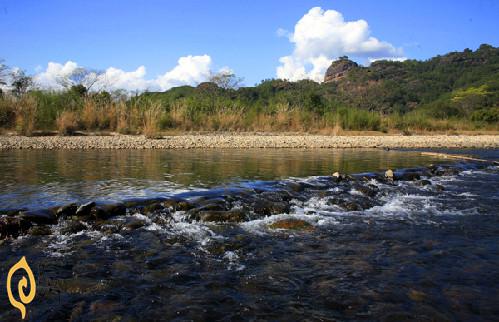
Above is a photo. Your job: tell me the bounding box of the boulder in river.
[76,202,96,217]
[56,203,78,218]
[19,209,57,225]
[92,203,126,220]
[268,218,314,231]
[0,216,32,239]
[253,199,290,216]
[197,209,247,223]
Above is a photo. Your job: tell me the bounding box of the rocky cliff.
[323,57,358,83]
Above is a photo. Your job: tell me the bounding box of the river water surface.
[0,148,498,321]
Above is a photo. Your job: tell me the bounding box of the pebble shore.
[0,134,498,149]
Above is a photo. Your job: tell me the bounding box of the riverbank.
[1,134,498,149]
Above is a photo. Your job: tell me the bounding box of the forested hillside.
[1,44,498,135]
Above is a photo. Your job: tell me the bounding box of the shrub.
[56,111,79,135]
[15,95,37,136]
[142,102,162,138]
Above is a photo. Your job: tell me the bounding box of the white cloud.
[34,61,80,89]
[34,55,214,92]
[155,55,211,91]
[276,7,405,81]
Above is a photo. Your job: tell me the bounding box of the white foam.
[223,250,246,271]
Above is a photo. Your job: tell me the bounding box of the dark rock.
[253,199,290,216]
[286,181,315,193]
[76,202,96,217]
[19,209,57,225]
[324,57,359,83]
[125,218,146,230]
[435,184,445,192]
[196,209,247,223]
[92,203,126,220]
[0,216,32,239]
[56,203,78,218]
[268,219,314,231]
[143,202,165,213]
[395,171,421,181]
[432,167,459,176]
[28,225,52,236]
[328,197,374,211]
[354,184,379,197]
[61,221,87,235]
[197,202,228,212]
[416,179,432,186]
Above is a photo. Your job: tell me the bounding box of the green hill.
[140,44,499,128]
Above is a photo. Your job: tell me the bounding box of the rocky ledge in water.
[0,161,493,240]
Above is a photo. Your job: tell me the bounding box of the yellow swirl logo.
[6,256,36,320]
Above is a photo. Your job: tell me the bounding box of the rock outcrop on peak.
[324,56,358,83]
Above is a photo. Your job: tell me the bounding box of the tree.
[10,69,33,96]
[209,70,243,90]
[57,67,104,93]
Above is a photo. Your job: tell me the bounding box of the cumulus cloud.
[34,61,80,89]
[155,55,211,90]
[276,7,405,81]
[34,55,214,92]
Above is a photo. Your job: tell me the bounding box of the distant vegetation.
[0,44,498,136]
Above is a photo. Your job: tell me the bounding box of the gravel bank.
[0,134,498,150]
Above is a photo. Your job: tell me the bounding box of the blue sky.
[1,0,498,90]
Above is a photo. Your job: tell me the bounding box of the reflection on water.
[0,149,443,210]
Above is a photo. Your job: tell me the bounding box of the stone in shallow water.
[56,203,78,218]
[61,220,87,235]
[75,201,96,217]
[125,218,146,230]
[416,179,432,186]
[268,219,314,231]
[28,225,52,236]
[19,209,57,225]
[92,203,126,220]
[328,197,374,211]
[197,210,247,223]
[353,184,379,197]
[253,199,290,216]
[0,216,31,239]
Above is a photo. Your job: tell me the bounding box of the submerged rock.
[28,225,52,236]
[56,203,78,218]
[353,184,379,197]
[0,216,31,239]
[328,196,375,211]
[416,179,432,186]
[268,219,314,231]
[76,202,96,217]
[253,199,290,216]
[61,220,87,235]
[196,209,247,223]
[19,209,57,225]
[125,218,146,230]
[92,203,126,220]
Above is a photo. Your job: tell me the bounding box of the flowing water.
[0,148,498,321]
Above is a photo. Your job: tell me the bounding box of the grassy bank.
[1,90,497,137]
